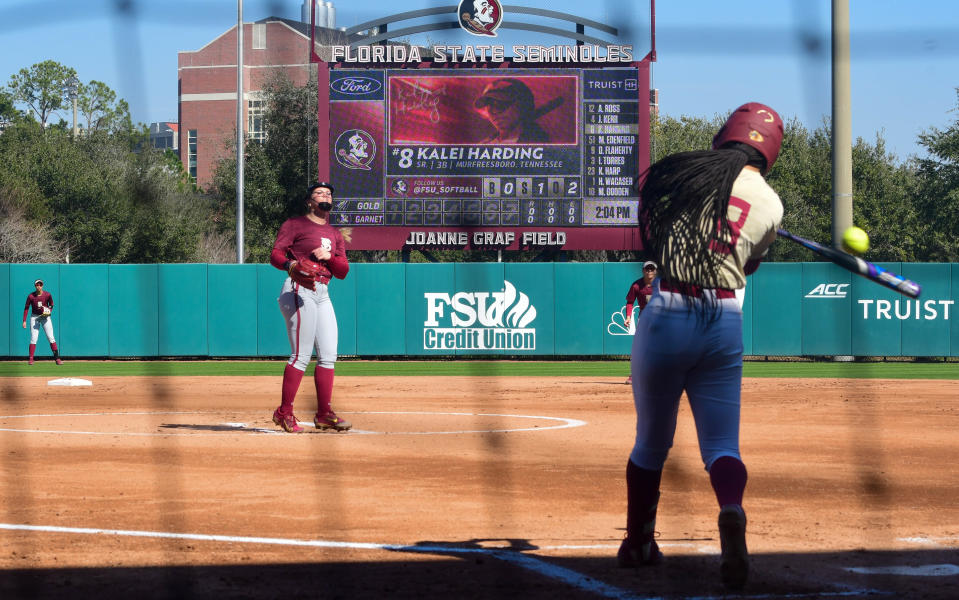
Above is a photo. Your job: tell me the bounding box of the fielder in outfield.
[22,278,63,365]
[623,260,658,384]
[269,182,352,433]
[619,103,784,591]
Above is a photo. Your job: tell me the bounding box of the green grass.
[2,359,959,379]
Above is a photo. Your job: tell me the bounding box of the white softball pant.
[629,291,744,472]
[29,315,56,345]
[278,278,338,371]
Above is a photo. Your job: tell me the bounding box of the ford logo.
[331,77,382,95]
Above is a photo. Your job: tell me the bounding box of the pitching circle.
[0,411,586,437]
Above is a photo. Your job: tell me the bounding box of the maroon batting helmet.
[712,102,784,173]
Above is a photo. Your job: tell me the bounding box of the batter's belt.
[660,281,737,299]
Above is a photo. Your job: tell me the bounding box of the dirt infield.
[1,375,957,599]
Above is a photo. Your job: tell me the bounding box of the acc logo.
[334,129,375,171]
[458,0,503,37]
[330,76,382,95]
[805,283,850,298]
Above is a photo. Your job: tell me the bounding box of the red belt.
[660,281,737,299]
[291,276,331,287]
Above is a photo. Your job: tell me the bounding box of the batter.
[269,182,351,433]
[619,103,784,593]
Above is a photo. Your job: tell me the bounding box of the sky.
[0,0,957,161]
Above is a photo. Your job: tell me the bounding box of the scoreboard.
[326,67,647,250]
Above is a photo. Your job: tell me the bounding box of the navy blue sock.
[709,456,748,507]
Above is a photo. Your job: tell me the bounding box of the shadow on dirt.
[1,545,956,599]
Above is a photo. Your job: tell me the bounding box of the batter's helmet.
[712,102,784,173]
[475,79,536,117]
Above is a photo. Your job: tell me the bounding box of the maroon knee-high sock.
[709,456,748,507]
[314,367,335,415]
[50,342,59,359]
[29,344,36,360]
[280,364,305,415]
[626,459,663,540]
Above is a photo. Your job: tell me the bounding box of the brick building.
[177,17,344,188]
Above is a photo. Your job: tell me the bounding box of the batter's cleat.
[625,376,632,385]
[314,411,351,432]
[55,358,63,365]
[718,504,749,590]
[28,359,34,365]
[272,409,303,433]
[617,536,662,567]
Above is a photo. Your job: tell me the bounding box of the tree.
[7,60,76,128]
[650,113,722,162]
[0,192,64,263]
[0,88,21,122]
[848,134,921,261]
[78,80,132,134]
[914,88,959,261]
[212,71,319,262]
[0,118,217,263]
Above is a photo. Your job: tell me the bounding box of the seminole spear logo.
[334,129,375,171]
[458,0,503,37]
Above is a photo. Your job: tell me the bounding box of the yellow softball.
[841,226,870,255]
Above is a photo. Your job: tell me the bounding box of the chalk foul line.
[0,523,895,600]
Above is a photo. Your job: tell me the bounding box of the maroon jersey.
[626,279,654,312]
[24,290,53,319]
[270,216,349,282]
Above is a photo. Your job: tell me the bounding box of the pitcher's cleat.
[314,411,352,432]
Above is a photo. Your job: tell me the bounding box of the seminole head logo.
[334,129,376,171]
[458,0,502,37]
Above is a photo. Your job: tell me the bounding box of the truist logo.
[423,280,537,350]
[331,77,382,95]
[806,283,850,299]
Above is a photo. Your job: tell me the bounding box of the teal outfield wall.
[4,262,958,358]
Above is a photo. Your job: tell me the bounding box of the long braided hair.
[639,143,766,311]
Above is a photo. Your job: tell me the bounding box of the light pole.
[236,0,245,264]
[65,75,80,137]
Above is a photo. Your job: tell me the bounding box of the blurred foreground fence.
[2,262,958,358]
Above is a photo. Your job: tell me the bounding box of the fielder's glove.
[288,256,322,291]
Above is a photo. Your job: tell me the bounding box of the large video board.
[327,67,646,250]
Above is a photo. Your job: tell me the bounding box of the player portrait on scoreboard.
[388,73,577,146]
[474,78,554,144]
